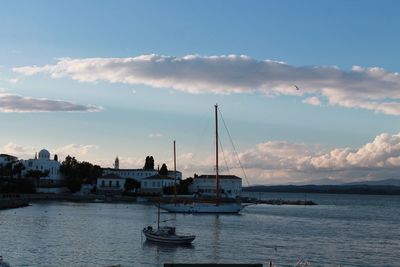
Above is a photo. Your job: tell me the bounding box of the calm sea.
[0,193,399,267]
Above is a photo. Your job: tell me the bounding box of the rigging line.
[218,134,231,175]
[218,109,251,186]
[192,111,212,161]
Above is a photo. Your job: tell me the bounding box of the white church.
[21,149,66,193]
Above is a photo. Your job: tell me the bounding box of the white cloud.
[1,142,35,159]
[0,92,102,112]
[13,54,400,115]
[4,133,400,185]
[172,133,400,185]
[1,143,99,161]
[302,96,321,106]
[54,144,99,158]
[7,78,19,84]
[148,133,163,138]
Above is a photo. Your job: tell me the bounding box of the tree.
[124,178,140,193]
[12,162,25,179]
[25,170,49,187]
[163,177,193,195]
[177,177,193,194]
[143,156,155,170]
[60,155,102,193]
[0,162,12,179]
[159,163,168,175]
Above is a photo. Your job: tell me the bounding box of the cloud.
[7,78,19,84]
[54,144,99,158]
[1,143,99,161]
[0,92,102,112]
[172,133,400,185]
[1,142,35,158]
[302,96,321,106]
[230,133,400,184]
[148,133,163,138]
[13,54,400,115]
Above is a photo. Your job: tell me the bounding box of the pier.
[241,197,317,206]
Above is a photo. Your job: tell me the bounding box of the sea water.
[0,193,399,267]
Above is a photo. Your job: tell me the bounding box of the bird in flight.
[294,85,300,90]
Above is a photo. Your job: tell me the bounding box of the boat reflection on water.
[142,239,195,251]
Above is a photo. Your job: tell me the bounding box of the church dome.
[38,149,50,160]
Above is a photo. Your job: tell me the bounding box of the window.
[109,181,112,187]
[101,180,105,186]
[144,181,147,187]
[152,182,155,187]
[116,181,120,187]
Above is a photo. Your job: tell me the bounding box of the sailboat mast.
[215,104,220,205]
[173,140,177,202]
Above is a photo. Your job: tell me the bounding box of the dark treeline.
[60,155,102,193]
[244,184,400,195]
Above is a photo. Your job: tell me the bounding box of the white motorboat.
[142,225,195,244]
[142,203,195,244]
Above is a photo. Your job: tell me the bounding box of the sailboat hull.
[159,202,244,213]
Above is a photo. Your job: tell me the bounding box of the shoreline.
[0,193,318,209]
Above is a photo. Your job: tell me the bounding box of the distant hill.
[345,178,400,187]
[243,184,400,195]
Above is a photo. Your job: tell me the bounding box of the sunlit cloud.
[302,96,321,106]
[171,133,400,185]
[13,54,400,115]
[54,144,99,158]
[148,133,163,138]
[0,92,102,112]
[1,143,99,161]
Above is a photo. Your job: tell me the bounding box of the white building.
[102,168,182,182]
[189,175,242,198]
[140,174,178,195]
[0,154,18,167]
[21,149,66,193]
[97,174,126,195]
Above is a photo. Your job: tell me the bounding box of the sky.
[1,0,400,185]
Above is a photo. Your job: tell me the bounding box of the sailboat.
[159,104,244,213]
[142,202,196,244]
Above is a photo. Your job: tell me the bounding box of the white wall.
[189,178,242,198]
[97,178,126,191]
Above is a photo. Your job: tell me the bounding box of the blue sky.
[1,0,400,184]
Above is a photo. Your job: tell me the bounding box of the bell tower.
[114,156,119,169]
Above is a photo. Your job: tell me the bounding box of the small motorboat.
[142,225,195,244]
[142,202,195,244]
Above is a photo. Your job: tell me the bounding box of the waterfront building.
[102,164,182,182]
[0,154,18,167]
[189,174,242,198]
[96,174,126,195]
[102,167,158,181]
[21,149,66,193]
[140,174,178,195]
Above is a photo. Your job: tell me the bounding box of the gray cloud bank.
[13,54,400,115]
[231,133,400,184]
[177,133,400,185]
[0,92,102,112]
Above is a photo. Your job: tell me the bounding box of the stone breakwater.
[0,195,29,210]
